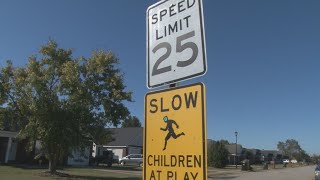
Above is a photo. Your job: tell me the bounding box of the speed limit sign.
[147,0,207,88]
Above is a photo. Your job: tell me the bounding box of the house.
[261,150,283,162]
[0,130,48,164]
[67,148,90,166]
[225,144,243,165]
[1,127,143,166]
[0,130,18,163]
[92,127,143,162]
[242,148,262,164]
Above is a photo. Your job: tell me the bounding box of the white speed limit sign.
[147,0,207,88]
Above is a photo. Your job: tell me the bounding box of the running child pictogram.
[160,116,185,151]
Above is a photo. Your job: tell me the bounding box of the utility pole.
[235,131,238,169]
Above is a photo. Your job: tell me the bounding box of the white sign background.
[147,0,207,88]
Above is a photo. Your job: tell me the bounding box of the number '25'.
[152,31,198,76]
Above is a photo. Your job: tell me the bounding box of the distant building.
[0,130,18,163]
[242,148,262,164]
[92,127,143,162]
[67,148,90,166]
[226,144,243,165]
[261,150,283,162]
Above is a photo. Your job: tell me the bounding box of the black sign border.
[143,82,207,179]
[147,0,207,89]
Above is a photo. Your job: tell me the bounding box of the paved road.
[210,166,316,180]
[96,165,316,180]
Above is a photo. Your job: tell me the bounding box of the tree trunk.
[49,158,57,174]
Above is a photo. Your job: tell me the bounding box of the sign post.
[147,0,207,88]
[144,83,207,180]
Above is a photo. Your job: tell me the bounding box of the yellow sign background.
[144,83,207,180]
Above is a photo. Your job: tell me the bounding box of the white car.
[290,159,298,163]
[119,154,143,167]
[283,159,290,164]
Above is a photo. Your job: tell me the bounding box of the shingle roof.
[245,148,259,155]
[106,127,143,147]
[261,150,282,156]
[226,144,243,155]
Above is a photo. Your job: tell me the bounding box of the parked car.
[291,159,298,164]
[283,159,290,164]
[91,150,114,167]
[315,164,320,180]
[119,154,143,167]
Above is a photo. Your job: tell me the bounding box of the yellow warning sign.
[144,83,207,180]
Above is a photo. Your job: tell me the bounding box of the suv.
[119,154,143,167]
[91,150,114,167]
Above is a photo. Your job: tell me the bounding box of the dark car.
[119,154,143,167]
[91,150,114,167]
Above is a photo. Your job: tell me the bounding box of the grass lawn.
[0,165,142,180]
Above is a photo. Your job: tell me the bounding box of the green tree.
[208,141,229,168]
[311,154,320,164]
[121,115,141,128]
[0,41,132,174]
[295,150,311,162]
[243,149,253,160]
[220,139,230,146]
[277,139,309,161]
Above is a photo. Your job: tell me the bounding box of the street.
[94,165,316,180]
[210,166,315,180]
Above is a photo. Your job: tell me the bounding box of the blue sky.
[1,0,319,154]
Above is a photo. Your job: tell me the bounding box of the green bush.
[208,141,229,168]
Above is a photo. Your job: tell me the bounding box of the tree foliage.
[311,154,320,164]
[242,149,253,159]
[220,139,230,146]
[208,141,229,168]
[121,115,141,128]
[0,41,132,173]
[277,139,310,161]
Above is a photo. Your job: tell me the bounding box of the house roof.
[261,150,282,156]
[244,148,261,155]
[225,144,243,155]
[105,127,143,147]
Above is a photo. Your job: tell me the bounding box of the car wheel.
[120,161,125,166]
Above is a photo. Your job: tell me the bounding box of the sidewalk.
[208,166,244,179]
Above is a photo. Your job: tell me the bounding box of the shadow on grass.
[68,175,141,180]
[4,163,50,170]
[39,172,142,180]
[3,164,142,180]
[38,171,142,180]
[4,163,142,171]
[93,165,142,171]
